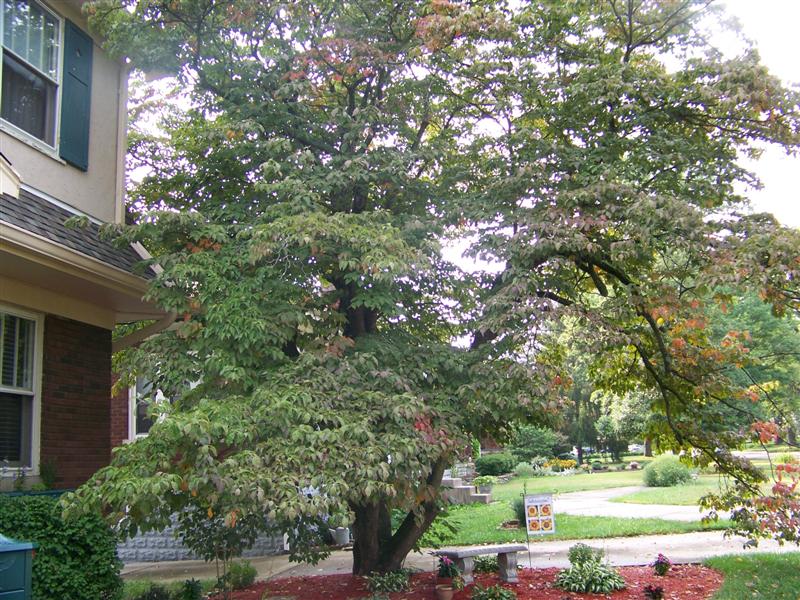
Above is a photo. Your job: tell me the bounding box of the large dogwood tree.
[67,0,800,573]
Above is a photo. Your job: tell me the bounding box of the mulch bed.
[211,564,723,599]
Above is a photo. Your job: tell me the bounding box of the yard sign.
[524,493,555,536]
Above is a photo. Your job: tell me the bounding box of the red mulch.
[211,564,723,599]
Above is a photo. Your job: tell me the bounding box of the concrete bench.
[433,543,528,584]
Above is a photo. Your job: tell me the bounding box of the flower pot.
[328,527,350,545]
[435,584,455,600]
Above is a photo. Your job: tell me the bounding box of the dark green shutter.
[59,21,93,171]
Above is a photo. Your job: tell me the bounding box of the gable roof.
[1,188,150,277]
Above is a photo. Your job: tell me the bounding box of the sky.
[720,0,800,227]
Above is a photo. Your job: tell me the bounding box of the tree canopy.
[66,0,800,571]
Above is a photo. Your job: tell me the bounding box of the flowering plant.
[437,556,461,579]
[651,553,671,576]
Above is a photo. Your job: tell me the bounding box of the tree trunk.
[644,437,653,457]
[577,445,583,465]
[351,456,448,574]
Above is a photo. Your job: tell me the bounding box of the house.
[0,0,162,489]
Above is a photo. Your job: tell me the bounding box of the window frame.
[0,304,44,477]
[0,0,64,157]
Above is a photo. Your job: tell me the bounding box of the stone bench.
[433,543,528,584]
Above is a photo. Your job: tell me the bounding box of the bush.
[513,462,535,478]
[473,555,499,573]
[568,543,604,566]
[131,585,172,600]
[475,453,515,476]
[643,456,691,487]
[508,426,569,463]
[530,456,549,469]
[555,543,626,594]
[512,497,526,523]
[0,494,122,600]
[176,579,203,600]
[366,569,411,593]
[544,458,576,472]
[473,475,498,488]
[470,584,517,600]
[228,560,257,589]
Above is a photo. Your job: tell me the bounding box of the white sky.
[721,0,800,227]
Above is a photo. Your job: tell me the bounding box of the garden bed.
[211,564,723,599]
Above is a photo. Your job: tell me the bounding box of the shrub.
[508,426,569,463]
[470,584,517,600]
[544,458,576,472]
[473,475,498,488]
[568,543,604,566]
[473,555,499,573]
[778,453,799,465]
[529,456,549,469]
[475,453,515,476]
[512,497,525,523]
[513,462,535,478]
[227,560,257,589]
[176,579,203,600]
[643,456,691,487]
[366,569,411,593]
[555,543,626,594]
[591,461,605,471]
[0,494,122,600]
[131,585,172,600]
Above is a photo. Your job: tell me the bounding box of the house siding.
[39,315,111,488]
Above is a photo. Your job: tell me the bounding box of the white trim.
[0,154,21,198]
[0,303,44,477]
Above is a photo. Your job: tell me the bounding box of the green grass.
[436,501,727,546]
[493,470,644,502]
[123,578,217,600]
[610,476,723,505]
[705,553,800,600]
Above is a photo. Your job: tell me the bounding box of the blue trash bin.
[0,533,36,600]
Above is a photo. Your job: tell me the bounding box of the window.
[0,310,38,468]
[128,377,192,439]
[0,0,61,146]
[1,1,93,170]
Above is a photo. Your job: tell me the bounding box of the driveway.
[553,486,719,521]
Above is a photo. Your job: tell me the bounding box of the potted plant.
[473,475,497,494]
[436,556,463,600]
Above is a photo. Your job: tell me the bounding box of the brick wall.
[39,315,112,489]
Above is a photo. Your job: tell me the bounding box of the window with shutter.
[0,0,61,147]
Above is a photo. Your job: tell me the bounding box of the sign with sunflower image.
[524,493,555,536]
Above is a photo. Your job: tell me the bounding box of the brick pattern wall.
[40,315,112,489]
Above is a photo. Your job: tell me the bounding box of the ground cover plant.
[705,553,800,600]
[554,543,626,594]
[67,0,800,576]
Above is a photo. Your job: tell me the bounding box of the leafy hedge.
[643,456,691,487]
[0,494,122,600]
[474,452,515,476]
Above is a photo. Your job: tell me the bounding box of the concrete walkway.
[554,486,717,521]
[123,530,797,582]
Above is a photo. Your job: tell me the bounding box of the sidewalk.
[122,530,796,582]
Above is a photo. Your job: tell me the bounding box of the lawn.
[436,501,727,546]
[492,469,644,502]
[705,553,800,600]
[610,475,724,506]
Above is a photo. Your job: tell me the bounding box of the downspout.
[112,242,177,353]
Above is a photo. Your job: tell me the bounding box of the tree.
[66,0,800,569]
